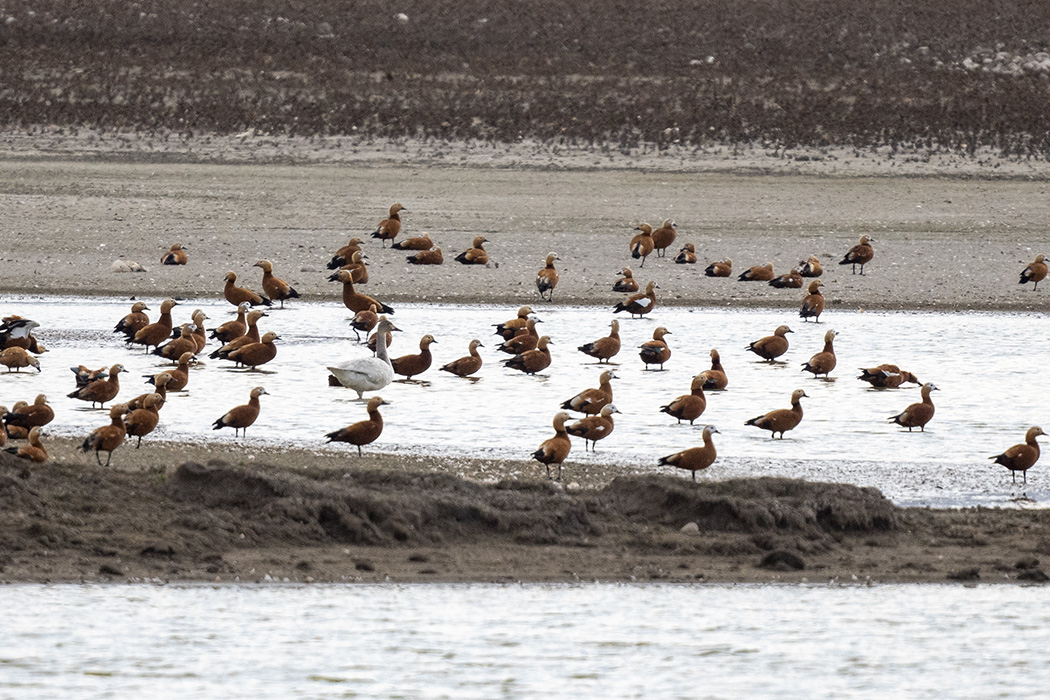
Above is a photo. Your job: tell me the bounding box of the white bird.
[327,316,401,398]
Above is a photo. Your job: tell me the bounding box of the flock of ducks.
[1,204,1048,489]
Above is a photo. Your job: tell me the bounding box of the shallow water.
[1,295,1047,507]
[1,582,1049,698]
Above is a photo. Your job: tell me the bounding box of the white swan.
[327,316,400,398]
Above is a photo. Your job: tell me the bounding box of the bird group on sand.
[1,203,1045,492]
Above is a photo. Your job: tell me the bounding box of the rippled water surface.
[1,295,1047,507]
[1,583,1048,699]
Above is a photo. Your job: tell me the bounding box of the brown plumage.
[455,236,489,265]
[225,331,279,370]
[325,396,387,455]
[327,237,364,270]
[131,298,178,353]
[370,203,405,247]
[746,325,792,362]
[223,270,272,307]
[392,231,433,251]
[391,334,437,379]
[406,247,443,265]
[213,386,268,437]
[366,329,394,355]
[703,349,729,391]
[630,223,655,267]
[537,252,560,301]
[705,258,733,277]
[150,353,194,392]
[350,304,379,342]
[613,281,658,318]
[339,250,370,284]
[3,394,54,432]
[857,364,921,389]
[0,316,43,353]
[801,329,838,378]
[1020,254,1048,290]
[639,326,672,370]
[124,393,163,448]
[659,426,720,481]
[888,382,938,432]
[0,346,40,372]
[0,405,7,445]
[68,364,124,407]
[674,242,697,264]
[738,262,775,282]
[532,411,572,480]
[81,403,128,466]
[113,301,150,341]
[153,322,198,363]
[769,268,803,289]
[660,373,708,425]
[503,336,552,375]
[613,267,639,293]
[497,318,541,355]
[578,320,620,364]
[209,310,265,360]
[5,425,47,463]
[799,280,826,322]
[493,306,534,340]
[561,369,616,414]
[211,302,249,344]
[746,389,808,439]
[567,404,619,451]
[128,372,171,412]
[161,243,188,265]
[651,219,678,257]
[440,339,484,377]
[255,260,300,308]
[71,364,108,388]
[799,256,823,277]
[332,269,394,314]
[991,426,1046,484]
[840,235,875,275]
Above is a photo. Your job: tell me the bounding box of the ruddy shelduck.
[213,386,268,437]
[81,403,129,466]
[578,320,620,364]
[888,383,938,432]
[747,389,808,439]
[533,411,572,480]
[613,281,658,318]
[991,426,1046,484]
[325,396,387,455]
[659,426,719,481]
[840,235,875,275]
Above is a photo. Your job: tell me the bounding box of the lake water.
[1,582,1048,699]
[1,295,1047,507]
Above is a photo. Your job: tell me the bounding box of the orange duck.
[533,411,572,480]
[738,262,775,282]
[225,331,279,370]
[440,339,483,377]
[660,373,707,425]
[213,386,268,437]
[503,336,552,375]
[991,426,1046,484]
[536,252,560,301]
[5,425,47,463]
[0,347,40,373]
[124,393,163,447]
[578,320,620,364]
[332,269,394,314]
[746,389,808,439]
[337,250,369,284]
[391,334,437,379]
[325,396,387,455]
[639,326,672,370]
[455,236,489,265]
[651,219,677,258]
[705,258,733,277]
[613,267,639,293]
[630,223,655,267]
[350,304,379,342]
[703,349,729,391]
[888,383,938,432]
[255,260,300,308]
[327,237,364,270]
[130,298,178,353]
[858,364,920,389]
[4,394,54,433]
[128,372,172,412]
[392,231,433,251]
[567,404,619,452]
[150,353,194,392]
[746,325,792,362]
[113,301,150,342]
[161,243,188,265]
[659,425,719,481]
[81,403,129,465]
[406,247,443,265]
[223,271,272,307]
[153,322,198,363]
[613,281,658,318]
[799,280,825,323]
[71,365,108,388]
[370,203,406,247]
[801,329,838,378]
[840,235,875,275]
[769,268,803,289]
[1020,254,1048,290]
[497,318,541,355]
[561,369,616,415]
[68,364,124,408]
[674,243,697,265]
[210,310,265,360]
[799,256,823,277]
[494,306,534,340]
[211,302,249,344]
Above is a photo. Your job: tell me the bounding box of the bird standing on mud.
[840,235,875,275]
[536,252,560,301]
[991,426,1045,484]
